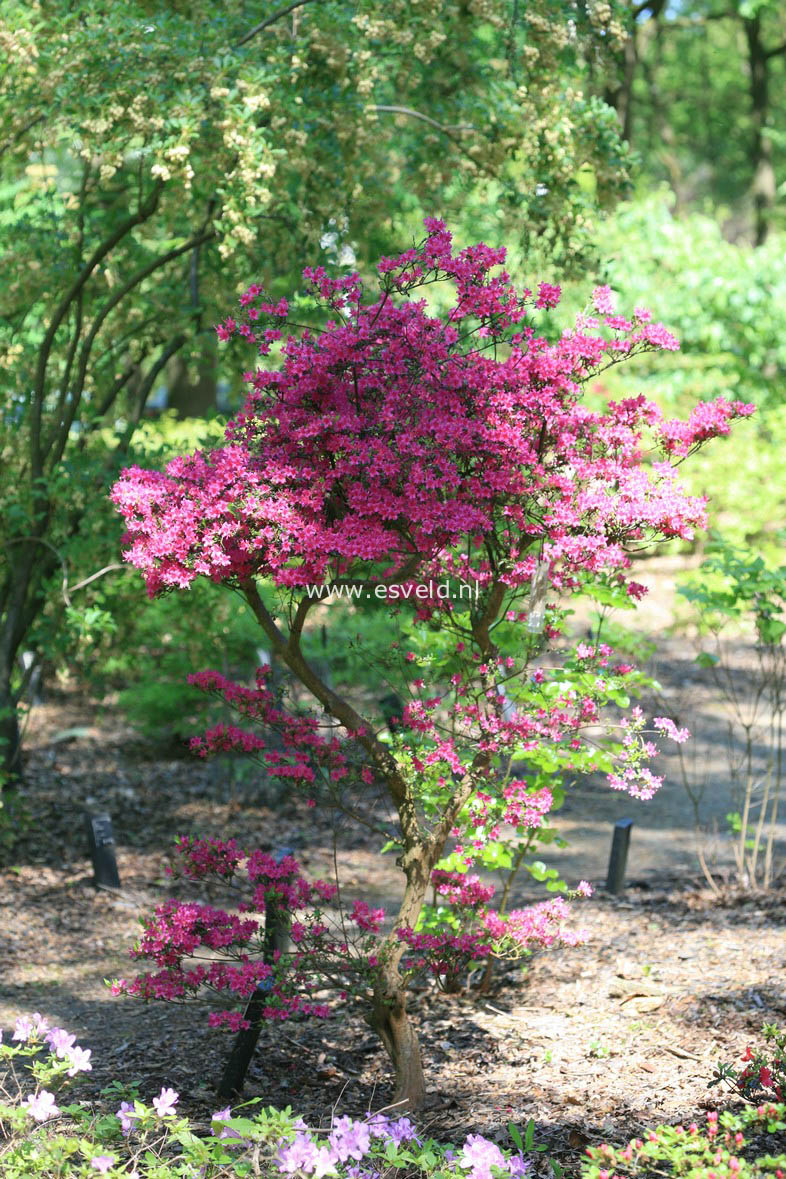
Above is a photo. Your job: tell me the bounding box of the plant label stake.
[526,558,549,633]
[217,847,293,1099]
[84,812,121,890]
[605,818,633,894]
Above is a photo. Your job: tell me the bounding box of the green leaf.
[508,1122,524,1152]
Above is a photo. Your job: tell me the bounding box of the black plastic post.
[84,812,121,890]
[605,818,633,894]
[217,848,293,1099]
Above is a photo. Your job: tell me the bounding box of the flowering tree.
[0,0,632,789]
[112,220,753,1107]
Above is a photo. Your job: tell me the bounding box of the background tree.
[622,0,786,241]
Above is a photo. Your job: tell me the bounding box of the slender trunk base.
[367,979,426,1112]
[0,686,22,791]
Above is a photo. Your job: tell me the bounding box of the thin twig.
[236,0,318,47]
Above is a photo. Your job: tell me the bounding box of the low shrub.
[3,1014,786,1178]
[583,1026,786,1179]
[0,1015,533,1177]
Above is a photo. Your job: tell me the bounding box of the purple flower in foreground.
[277,1133,319,1173]
[153,1086,179,1117]
[23,1090,60,1122]
[66,1045,92,1075]
[46,1027,77,1057]
[365,1112,391,1138]
[211,1106,232,1136]
[330,1116,371,1162]
[507,1152,532,1176]
[13,1016,33,1042]
[459,1133,507,1179]
[386,1116,420,1145]
[212,1107,245,1144]
[90,1156,116,1173]
[311,1145,338,1177]
[116,1101,139,1135]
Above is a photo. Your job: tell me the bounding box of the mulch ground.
[1,693,785,1172]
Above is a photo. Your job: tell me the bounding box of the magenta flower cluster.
[112,834,593,1022]
[398,869,590,983]
[108,220,752,875]
[112,218,753,602]
[186,666,349,787]
[111,837,385,1026]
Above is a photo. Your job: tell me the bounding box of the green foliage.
[679,536,786,641]
[630,2,786,233]
[0,415,259,742]
[584,1103,786,1179]
[677,538,786,890]
[15,417,244,737]
[677,406,786,556]
[591,194,786,410]
[583,1026,786,1179]
[109,585,261,740]
[574,195,786,554]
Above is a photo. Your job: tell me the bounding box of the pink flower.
[116,1102,139,1135]
[45,1027,76,1057]
[153,1087,179,1117]
[653,716,690,744]
[536,281,561,309]
[459,1132,506,1178]
[66,1046,92,1075]
[13,1016,34,1042]
[90,1157,116,1174]
[24,1090,60,1121]
[592,285,615,315]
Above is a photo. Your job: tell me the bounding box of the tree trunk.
[367,967,426,1111]
[0,674,22,789]
[1,571,30,790]
[744,14,776,247]
[605,20,639,146]
[645,15,684,208]
[166,338,218,419]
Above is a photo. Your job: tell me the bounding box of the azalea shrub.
[0,1015,535,1178]
[583,1029,786,1179]
[111,219,753,1106]
[111,835,592,1029]
[5,1016,786,1179]
[583,1105,786,1179]
[713,1024,786,1106]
